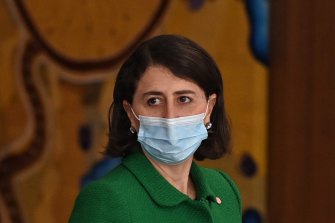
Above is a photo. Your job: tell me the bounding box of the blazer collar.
[122,151,216,207]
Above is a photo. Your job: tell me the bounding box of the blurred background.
[0,0,333,223]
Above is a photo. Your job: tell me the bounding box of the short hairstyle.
[106,34,231,160]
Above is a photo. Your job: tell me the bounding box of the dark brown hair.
[106,34,231,160]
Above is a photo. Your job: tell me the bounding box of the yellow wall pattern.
[0,0,267,222]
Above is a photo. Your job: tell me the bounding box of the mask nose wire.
[128,104,140,121]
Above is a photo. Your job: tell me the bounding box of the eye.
[147,97,161,106]
[178,96,192,103]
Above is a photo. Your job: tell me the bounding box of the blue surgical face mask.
[130,105,209,165]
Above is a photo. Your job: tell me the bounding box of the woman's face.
[123,65,216,130]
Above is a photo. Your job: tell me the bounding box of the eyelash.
[147,97,161,106]
[178,96,192,103]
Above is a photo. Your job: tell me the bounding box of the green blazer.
[69,152,241,223]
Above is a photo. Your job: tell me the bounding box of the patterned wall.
[0,0,268,222]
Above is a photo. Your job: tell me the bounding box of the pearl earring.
[205,122,212,130]
[130,126,136,134]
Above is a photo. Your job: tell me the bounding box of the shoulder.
[199,166,242,212]
[69,165,134,223]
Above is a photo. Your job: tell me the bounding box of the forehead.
[135,66,205,95]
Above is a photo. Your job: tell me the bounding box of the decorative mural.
[0,0,268,222]
[0,1,169,222]
[242,1,269,222]
[245,0,269,66]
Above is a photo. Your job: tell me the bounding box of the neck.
[144,152,196,199]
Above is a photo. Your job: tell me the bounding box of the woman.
[69,35,241,223]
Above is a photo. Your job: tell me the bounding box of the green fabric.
[69,152,242,223]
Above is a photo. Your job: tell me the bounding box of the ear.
[122,100,140,130]
[204,94,217,124]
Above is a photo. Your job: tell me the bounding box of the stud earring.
[130,126,136,134]
[205,122,212,130]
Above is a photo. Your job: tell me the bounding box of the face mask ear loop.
[203,101,210,121]
[128,104,140,121]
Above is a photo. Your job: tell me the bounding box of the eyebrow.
[142,90,196,97]
[174,90,196,95]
